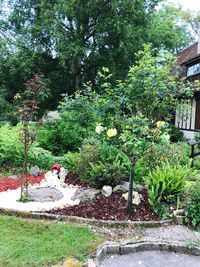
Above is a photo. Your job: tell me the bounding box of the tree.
[0,0,195,120]
[16,74,47,201]
[0,1,162,95]
[148,5,193,52]
[125,45,199,121]
[181,10,200,37]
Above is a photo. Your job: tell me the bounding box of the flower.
[95,125,104,134]
[14,93,21,99]
[156,121,166,128]
[107,128,117,137]
[163,134,170,141]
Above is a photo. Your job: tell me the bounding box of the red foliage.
[0,174,44,192]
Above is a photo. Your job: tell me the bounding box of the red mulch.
[0,174,44,192]
[49,190,159,221]
[64,173,90,188]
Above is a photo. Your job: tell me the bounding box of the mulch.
[0,174,44,192]
[64,172,90,188]
[63,172,158,221]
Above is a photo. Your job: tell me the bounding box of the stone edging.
[0,207,172,228]
[93,241,200,266]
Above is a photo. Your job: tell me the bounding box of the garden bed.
[0,172,159,222]
[49,190,159,221]
[59,173,159,221]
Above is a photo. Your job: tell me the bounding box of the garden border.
[0,207,172,228]
[92,241,200,266]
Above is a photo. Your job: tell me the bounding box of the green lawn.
[0,215,100,267]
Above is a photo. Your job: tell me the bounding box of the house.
[175,39,200,140]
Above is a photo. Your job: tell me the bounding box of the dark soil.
[49,189,159,221]
[64,172,90,188]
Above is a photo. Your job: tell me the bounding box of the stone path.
[100,250,200,267]
[89,225,200,247]
[141,225,200,246]
[89,225,200,267]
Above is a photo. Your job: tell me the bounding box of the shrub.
[135,142,191,184]
[38,110,96,155]
[89,143,130,187]
[168,125,185,143]
[29,148,79,171]
[76,141,100,181]
[0,124,23,167]
[148,162,196,208]
[29,147,56,170]
[76,141,130,188]
[59,152,79,173]
[185,181,200,229]
[192,157,200,171]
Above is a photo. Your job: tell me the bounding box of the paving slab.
[100,250,200,267]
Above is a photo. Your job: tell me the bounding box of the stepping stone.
[29,187,64,202]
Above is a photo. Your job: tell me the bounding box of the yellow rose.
[107,128,117,137]
[14,93,21,99]
[156,121,166,128]
[95,125,104,134]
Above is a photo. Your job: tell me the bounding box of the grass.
[0,215,101,267]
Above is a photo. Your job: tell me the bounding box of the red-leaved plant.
[16,74,47,201]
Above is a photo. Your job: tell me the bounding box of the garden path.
[95,225,200,267]
[100,250,200,267]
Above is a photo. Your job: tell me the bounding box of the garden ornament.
[50,164,61,176]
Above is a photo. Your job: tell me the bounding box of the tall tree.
[0,0,194,120]
[148,5,193,52]
[1,0,161,89]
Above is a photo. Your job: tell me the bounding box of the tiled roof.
[177,42,198,65]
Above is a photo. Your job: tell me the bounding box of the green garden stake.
[127,165,134,218]
[127,156,138,218]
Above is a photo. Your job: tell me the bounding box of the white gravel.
[0,173,80,212]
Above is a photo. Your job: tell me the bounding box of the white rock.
[87,259,96,267]
[30,166,40,176]
[101,185,112,197]
[122,191,142,205]
[43,171,61,187]
[132,191,141,205]
[59,167,68,183]
[42,110,60,123]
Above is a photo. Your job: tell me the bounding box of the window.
[187,63,200,77]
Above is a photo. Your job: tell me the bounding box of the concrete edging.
[93,241,200,266]
[0,207,173,228]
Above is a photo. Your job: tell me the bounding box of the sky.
[169,0,200,12]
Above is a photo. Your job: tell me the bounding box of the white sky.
[168,0,200,12]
